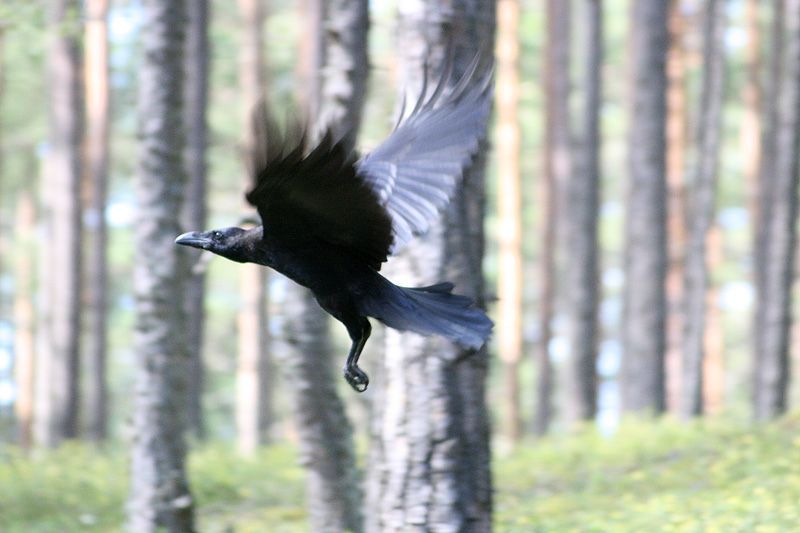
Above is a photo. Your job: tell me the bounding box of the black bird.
[176,61,494,392]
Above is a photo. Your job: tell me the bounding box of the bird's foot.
[343,364,369,393]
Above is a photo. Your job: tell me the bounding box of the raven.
[176,60,494,392]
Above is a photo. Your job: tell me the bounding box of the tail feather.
[360,275,493,349]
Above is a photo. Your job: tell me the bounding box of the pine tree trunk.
[536,0,571,436]
[83,0,110,442]
[127,0,195,530]
[14,191,36,450]
[282,1,367,530]
[182,0,210,441]
[703,225,725,414]
[681,0,727,419]
[754,0,800,421]
[567,0,602,423]
[664,0,688,414]
[621,0,669,415]
[368,1,495,530]
[496,0,522,443]
[742,0,762,227]
[37,0,83,447]
[236,0,271,454]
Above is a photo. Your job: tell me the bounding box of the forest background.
[1,0,800,531]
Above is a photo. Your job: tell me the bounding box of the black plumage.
[176,60,494,392]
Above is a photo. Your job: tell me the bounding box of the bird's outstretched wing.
[245,106,394,270]
[356,58,494,254]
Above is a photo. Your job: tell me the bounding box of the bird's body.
[177,59,494,391]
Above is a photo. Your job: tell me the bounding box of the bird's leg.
[343,318,371,392]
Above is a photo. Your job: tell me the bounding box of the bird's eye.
[214,231,222,239]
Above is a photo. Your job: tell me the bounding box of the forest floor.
[2,415,799,532]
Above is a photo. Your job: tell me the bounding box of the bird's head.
[174,226,250,263]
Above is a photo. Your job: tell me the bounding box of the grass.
[1,416,799,532]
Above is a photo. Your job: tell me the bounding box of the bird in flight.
[176,58,494,392]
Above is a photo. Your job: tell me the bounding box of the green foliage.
[495,416,800,532]
[3,418,800,531]
[0,444,306,532]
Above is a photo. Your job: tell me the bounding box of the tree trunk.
[742,0,762,227]
[496,0,522,443]
[0,24,5,339]
[567,0,602,423]
[314,0,369,148]
[236,0,271,454]
[680,0,727,419]
[703,225,725,414]
[83,0,110,442]
[754,0,800,421]
[664,0,689,415]
[621,0,669,415]
[754,0,784,395]
[368,1,495,530]
[14,191,36,450]
[37,0,83,447]
[536,0,571,436]
[282,1,367,530]
[127,0,195,530]
[182,0,210,441]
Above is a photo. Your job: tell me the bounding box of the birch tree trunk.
[183,0,210,441]
[754,0,784,390]
[567,0,602,423]
[368,1,495,530]
[236,0,271,454]
[282,1,368,530]
[83,0,110,442]
[536,0,571,436]
[37,0,83,447]
[127,0,195,530]
[680,0,726,419]
[621,0,669,415]
[754,0,800,420]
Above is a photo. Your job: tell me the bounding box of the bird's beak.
[175,231,211,250]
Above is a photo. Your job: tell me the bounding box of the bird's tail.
[360,275,493,349]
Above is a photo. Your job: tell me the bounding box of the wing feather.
[245,105,393,270]
[356,59,494,254]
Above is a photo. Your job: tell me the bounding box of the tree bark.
[83,0,110,442]
[315,0,369,149]
[368,1,495,530]
[567,0,602,423]
[282,1,367,530]
[703,225,725,414]
[754,0,800,421]
[496,0,522,443]
[126,0,195,530]
[664,0,689,414]
[621,0,669,415]
[14,191,36,450]
[680,0,727,419]
[36,0,83,447]
[182,0,210,441]
[754,0,784,392]
[536,0,571,436]
[742,0,762,227]
[236,0,272,454]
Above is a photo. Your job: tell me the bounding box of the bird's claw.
[343,365,369,393]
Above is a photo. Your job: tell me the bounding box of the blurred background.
[1,0,800,531]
